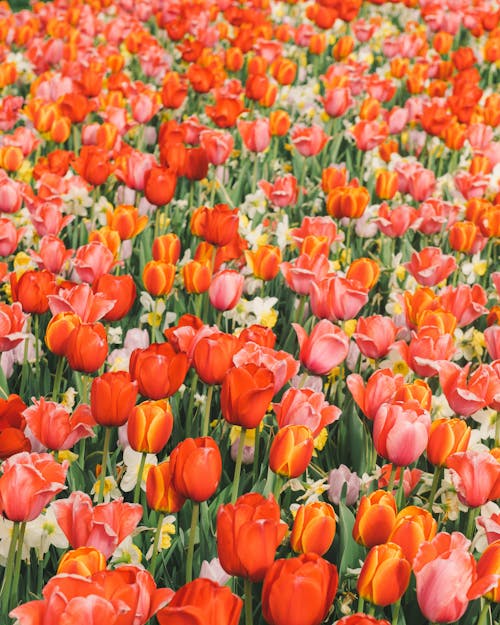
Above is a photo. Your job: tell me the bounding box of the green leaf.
[338,501,365,582]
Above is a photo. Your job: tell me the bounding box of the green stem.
[231,427,246,504]
[392,599,401,625]
[357,596,365,614]
[477,600,491,625]
[252,425,261,483]
[133,452,147,504]
[0,521,20,615]
[186,502,200,584]
[428,465,442,510]
[51,355,66,401]
[202,385,213,438]
[185,373,199,439]
[80,373,91,404]
[34,314,40,392]
[149,512,165,577]
[11,521,26,608]
[97,427,112,505]
[273,473,284,503]
[495,411,500,448]
[244,578,254,625]
[386,463,397,494]
[465,506,478,541]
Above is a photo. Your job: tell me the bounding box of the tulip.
[373,400,431,467]
[208,270,244,311]
[0,302,26,352]
[221,363,275,429]
[144,165,177,206]
[245,245,282,280]
[170,437,222,503]
[427,418,471,467]
[157,579,242,625]
[127,399,173,454]
[290,502,336,555]
[142,261,176,297]
[309,275,369,322]
[45,312,81,357]
[273,387,340,438]
[152,233,181,264]
[327,464,361,506]
[90,371,138,428]
[192,332,241,386]
[336,616,390,625]
[413,532,495,623]
[216,493,287,582]
[447,450,500,508]
[404,247,457,287]
[106,204,148,240]
[13,269,57,314]
[0,451,67,522]
[269,425,314,479]
[353,490,397,548]
[65,321,108,373]
[357,543,411,607]
[57,547,107,577]
[346,258,381,291]
[387,506,437,564]
[146,460,186,513]
[237,118,271,152]
[293,320,349,375]
[290,124,328,157]
[93,273,136,322]
[353,315,398,359]
[326,185,370,219]
[476,540,500,602]
[129,342,189,399]
[438,362,500,417]
[347,369,404,421]
[262,553,338,625]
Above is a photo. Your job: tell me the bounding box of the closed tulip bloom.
[427,418,471,467]
[0,451,67,522]
[353,315,398,359]
[346,258,381,291]
[14,269,57,314]
[221,364,275,429]
[357,543,411,607]
[57,547,107,577]
[65,321,108,373]
[170,436,222,502]
[157,578,242,625]
[142,261,176,297]
[375,170,398,200]
[93,273,136,322]
[127,399,173,454]
[182,260,212,293]
[273,387,341,438]
[347,369,404,421]
[327,465,361,506]
[146,459,186,513]
[476,540,500,602]
[45,312,81,357]
[23,398,95,451]
[90,371,138,427]
[269,425,314,478]
[309,275,369,322]
[152,233,181,264]
[216,493,287,581]
[208,270,244,311]
[447,450,500,507]
[245,245,282,280]
[353,490,397,548]
[190,204,239,247]
[192,332,242,385]
[413,532,495,623]
[290,124,328,157]
[129,343,189,399]
[373,400,431,466]
[291,502,336,555]
[237,118,271,152]
[106,205,148,240]
[262,553,338,625]
[336,615,390,625]
[388,506,437,564]
[293,320,349,375]
[144,166,177,206]
[326,185,370,219]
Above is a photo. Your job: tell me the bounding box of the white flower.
[146,515,176,560]
[110,534,143,566]
[199,557,231,585]
[91,476,121,502]
[120,446,158,493]
[24,503,69,557]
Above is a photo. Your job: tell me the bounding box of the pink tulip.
[347,369,404,421]
[237,118,271,153]
[438,362,500,417]
[447,450,500,508]
[438,284,487,327]
[323,88,353,118]
[259,174,299,208]
[373,400,431,466]
[208,270,244,311]
[398,328,456,378]
[200,129,234,166]
[290,124,328,157]
[280,253,330,296]
[273,387,341,438]
[414,532,497,623]
[73,241,116,284]
[292,319,349,376]
[485,325,500,360]
[310,274,369,322]
[0,218,23,256]
[353,315,398,359]
[404,247,457,287]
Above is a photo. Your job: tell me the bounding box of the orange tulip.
[72,145,111,187]
[221,364,275,429]
[192,332,242,385]
[326,185,370,219]
[290,502,336,556]
[65,321,108,373]
[357,543,411,606]
[346,258,380,290]
[127,399,173,454]
[144,165,177,207]
[170,436,222,502]
[13,269,57,314]
[93,274,136,322]
[182,260,212,293]
[269,425,314,479]
[106,205,148,240]
[142,261,176,297]
[216,493,287,581]
[129,343,189,400]
[388,506,437,564]
[427,418,471,467]
[448,221,484,253]
[353,490,397,548]
[394,380,432,411]
[45,312,81,357]
[375,170,398,200]
[269,109,291,136]
[152,233,181,264]
[57,547,107,577]
[245,245,282,280]
[90,371,138,427]
[476,540,500,602]
[146,459,186,513]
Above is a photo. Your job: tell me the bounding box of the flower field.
[0,0,500,623]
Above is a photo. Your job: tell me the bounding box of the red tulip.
[170,437,222,502]
[220,364,275,429]
[129,343,189,400]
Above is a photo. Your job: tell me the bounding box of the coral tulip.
[293,319,349,375]
[170,437,222,502]
[446,450,500,507]
[221,364,275,429]
[90,371,138,427]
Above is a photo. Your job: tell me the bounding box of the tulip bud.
[269,425,314,479]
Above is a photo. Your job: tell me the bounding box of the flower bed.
[0,0,499,623]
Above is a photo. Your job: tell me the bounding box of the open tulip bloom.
[1,0,500,623]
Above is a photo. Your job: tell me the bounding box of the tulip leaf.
[0,364,8,398]
[338,500,365,581]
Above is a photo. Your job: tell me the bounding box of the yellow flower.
[314,428,328,451]
[260,308,278,328]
